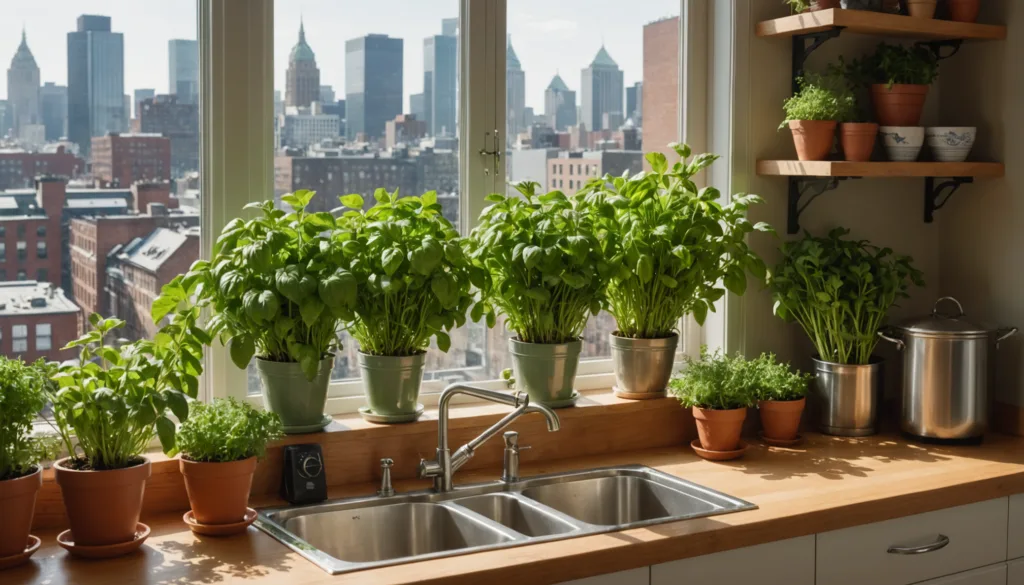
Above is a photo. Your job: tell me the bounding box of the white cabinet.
[911,564,1006,585]
[651,535,814,585]
[556,567,649,585]
[1009,494,1024,560]
[1008,559,1024,585]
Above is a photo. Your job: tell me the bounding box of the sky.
[2,0,678,113]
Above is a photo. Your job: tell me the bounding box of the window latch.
[479,130,501,163]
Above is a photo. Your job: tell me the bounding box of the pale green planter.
[508,338,582,407]
[254,356,333,434]
[358,352,426,416]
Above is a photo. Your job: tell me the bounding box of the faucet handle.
[512,391,529,407]
[378,458,395,497]
[502,431,519,449]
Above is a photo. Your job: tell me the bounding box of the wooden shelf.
[756,9,1006,40]
[757,160,1005,179]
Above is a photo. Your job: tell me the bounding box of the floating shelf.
[756,8,1007,40]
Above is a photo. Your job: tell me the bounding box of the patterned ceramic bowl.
[879,126,925,162]
[926,127,977,162]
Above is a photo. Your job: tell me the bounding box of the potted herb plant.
[47,313,202,552]
[669,348,755,457]
[859,43,939,126]
[0,358,52,565]
[908,0,938,18]
[751,353,813,443]
[581,144,770,399]
[768,228,923,436]
[780,75,856,161]
[160,191,354,433]
[466,181,610,408]
[784,0,838,12]
[336,189,474,422]
[947,0,980,22]
[830,58,880,162]
[177,398,282,534]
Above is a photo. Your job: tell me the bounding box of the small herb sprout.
[780,74,857,129]
[0,357,54,480]
[784,0,812,13]
[177,398,283,463]
[859,42,939,88]
[750,353,813,402]
[669,347,757,411]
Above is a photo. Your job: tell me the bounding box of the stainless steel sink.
[256,465,756,575]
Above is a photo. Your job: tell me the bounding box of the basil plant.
[157,190,356,380]
[336,188,474,356]
[581,144,771,338]
[466,181,611,344]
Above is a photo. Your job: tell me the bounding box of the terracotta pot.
[789,120,837,161]
[0,467,42,557]
[840,122,879,161]
[692,407,747,452]
[759,398,807,441]
[871,84,929,126]
[948,0,980,22]
[907,0,937,18]
[809,0,840,10]
[180,457,257,525]
[54,457,151,547]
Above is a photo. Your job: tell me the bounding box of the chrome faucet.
[418,384,561,492]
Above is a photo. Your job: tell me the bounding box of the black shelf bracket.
[788,177,850,234]
[792,28,843,94]
[924,176,973,223]
[917,39,963,61]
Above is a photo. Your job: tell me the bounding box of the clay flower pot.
[871,84,929,126]
[758,398,807,441]
[789,120,837,161]
[180,457,257,526]
[692,406,747,452]
[948,0,980,22]
[840,122,879,162]
[907,0,937,18]
[53,457,151,547]
[0,467,42,557]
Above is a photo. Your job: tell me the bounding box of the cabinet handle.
[887,534,950,555]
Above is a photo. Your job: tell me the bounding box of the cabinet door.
[912,563,1006,585]
[650,535,814,585]
[556,567,649,585]
[1008,559,1024,585]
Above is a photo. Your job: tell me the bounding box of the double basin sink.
[255,465,756,575]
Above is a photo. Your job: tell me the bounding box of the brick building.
[547,150,643,195]
[0,280,79,363]
[384,114,427,149]
[138,95,199,178]
[642,16,679,167]
[91,133,172,187]
[0,146,85,190]
[0,178,67,285]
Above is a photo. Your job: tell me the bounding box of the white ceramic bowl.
[879,126,925,162]
[926,126,977,162]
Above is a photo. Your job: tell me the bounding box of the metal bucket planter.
[811,356,883,437]
[508,338,582,408]
[610,332,678,399]
[255,356,334,434]
[358,352,426,417]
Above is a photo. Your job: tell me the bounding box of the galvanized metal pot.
[812,356,883,436]
[358,352,426,416]
[255,356,333,434]
[610,332,678,399]
[508,337,581,407]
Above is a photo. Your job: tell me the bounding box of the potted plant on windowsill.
[831,58,880,162]
[751,353,813,443]
[177,398,282,534]
[581,144,770,399]
[466,181,610,408]
[858,43,939,126]
[160,191,354,434]
[337,188,474,422]
[780,75,856,161]
[46,313,202,555]
[670,348,755,459]
[768,228,923,436]
[0,358,53,567]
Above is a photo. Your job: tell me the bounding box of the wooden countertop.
[14,432,1024,585]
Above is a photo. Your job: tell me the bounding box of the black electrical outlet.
[281,444,328,505]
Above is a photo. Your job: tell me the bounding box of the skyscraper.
[544,74,576,131]
[345,34,403,141]
[423,33,457,137]
[40,83,68,141]
[626,81,643,124]
[133,89,155,119]
[441,18,459,37]
[7,29,41,135]
[319,85,335,104]
[643,17,679,167]
[580,46,624,131]
[168,40,198,104]
[506,37,526,140]
[68,15,125,157]
[285,22,320,108]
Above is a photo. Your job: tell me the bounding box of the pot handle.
[933,296,966,318]
[997,327,1019,348]
[877,329,905,351]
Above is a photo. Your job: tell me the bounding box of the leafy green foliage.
[780,75,857,128]
[0,358,52,480]
[466,181,611,344]
[783,0,811,13]
[769,228,924,365]
[46,313,202,469]
[336,188,473,356]
[669,347,757,411]
[581,144,771,337]
[749,353,813,402]
[852,43,939,88]
[176,398,283,463]
[158,191,352,380]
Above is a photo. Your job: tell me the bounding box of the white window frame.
[35,323,51,352]
[12,324,27,353]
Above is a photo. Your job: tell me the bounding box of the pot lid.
[899,297,998,336]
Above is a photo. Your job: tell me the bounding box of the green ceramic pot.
[358,351,426,416]
[508,337,582,406]
[254,356,333,434]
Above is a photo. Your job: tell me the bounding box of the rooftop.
[119,227,195,272]
[0,281,79,316]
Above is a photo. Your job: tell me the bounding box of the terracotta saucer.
[183,508,257,536]
[759,432,804,447]
[690,439,749,461]
[0,535,41,570]
[57,523,151,559]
